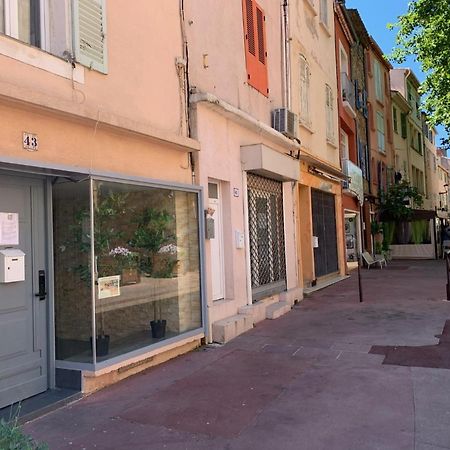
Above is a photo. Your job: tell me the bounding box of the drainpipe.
[179,0,196,185]
[281,0,291,109]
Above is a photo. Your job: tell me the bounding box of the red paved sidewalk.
[25,260,450,449]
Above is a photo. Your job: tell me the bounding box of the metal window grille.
[247,173,286,299]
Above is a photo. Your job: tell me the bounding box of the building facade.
[185,0,302,343]
[290,0,346,287]
[365,38,394,251]
[0,0,205,407]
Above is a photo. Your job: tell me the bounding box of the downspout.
[281,0,291,109]
[179,0,196,184]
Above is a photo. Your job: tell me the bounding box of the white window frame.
[374,59,383,102]
[1,0,49,50]
[325,84,335,143]
[320,0,328,28]
[340,129,349,160]
[376,111,385,153]
[299,54,311,127]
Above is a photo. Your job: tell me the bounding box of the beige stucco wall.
[0,0,198,181]
[185,0,283,122]
[193,102,300,328]
[289,0,340,168]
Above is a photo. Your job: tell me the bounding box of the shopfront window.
[53,177,202,365]
[54,178,93,363]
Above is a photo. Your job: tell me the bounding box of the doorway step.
[0,388,81,425]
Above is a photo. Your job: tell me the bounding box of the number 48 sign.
[23,132,38,151]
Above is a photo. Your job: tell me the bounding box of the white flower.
[158,244,178,255]
[109,246,132,257]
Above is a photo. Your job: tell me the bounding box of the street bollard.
[446,252,450,301]
[357,252,363,303]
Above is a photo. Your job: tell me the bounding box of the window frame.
[299,54,311,126]
[242,0,269,96]
[325,84,335,143]
[376,111,385,153]
[1,0,48,50]
[374,59,384,102]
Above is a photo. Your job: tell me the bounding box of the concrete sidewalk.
[25,260,450,450]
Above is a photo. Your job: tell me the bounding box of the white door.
[208,182,225,301]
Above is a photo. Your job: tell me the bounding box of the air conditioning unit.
[271,108,298,139]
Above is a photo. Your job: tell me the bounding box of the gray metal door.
[311,189,338,278]
[0,174,48,408]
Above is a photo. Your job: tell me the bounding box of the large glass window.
[54,179,93,363]
[53,177,202,365]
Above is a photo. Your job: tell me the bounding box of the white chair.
[362,251,386,269]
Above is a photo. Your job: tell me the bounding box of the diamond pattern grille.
[247,173,286,291]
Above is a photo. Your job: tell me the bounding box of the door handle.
[34,270,47,301]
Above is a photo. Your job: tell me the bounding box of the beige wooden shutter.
[73,0,108,74]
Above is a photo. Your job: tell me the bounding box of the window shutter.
[299,56,310,123]
[242,0,268,96]
[73,0,108,74]
[400,113,407,139]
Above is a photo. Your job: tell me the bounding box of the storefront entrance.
[311,189,338,278]
[0,173,48,409]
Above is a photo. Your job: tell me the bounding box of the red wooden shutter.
[242,0,269,96]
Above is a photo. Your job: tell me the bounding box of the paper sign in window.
[0,212,19,245]
[98,275,121,299]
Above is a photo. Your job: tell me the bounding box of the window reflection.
[53,177,202,364]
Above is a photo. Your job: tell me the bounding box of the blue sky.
[346,0,447,144]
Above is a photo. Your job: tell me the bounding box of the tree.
[389,0,450,146]
[379,180,423,222]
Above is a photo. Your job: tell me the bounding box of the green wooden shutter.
[73,0,108,74]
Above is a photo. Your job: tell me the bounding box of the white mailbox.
[0,249,25,283]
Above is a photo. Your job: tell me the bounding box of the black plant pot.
[150,320,167,339]
[90,335,110,357]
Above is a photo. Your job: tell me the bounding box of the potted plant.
[108,246,140,285]
[152,243,179,278]
[150,299,166,339]
[130,207,174,276]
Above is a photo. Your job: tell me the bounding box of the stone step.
[212,314,254,344]
[238,302,267,324]
[266,301,291,320]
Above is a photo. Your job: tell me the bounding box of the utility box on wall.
[0,249,25,283]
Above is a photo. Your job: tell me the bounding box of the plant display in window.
[130,207,177,277]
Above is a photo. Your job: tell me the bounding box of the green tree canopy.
[390,0,450,144]
[379,180,423,222]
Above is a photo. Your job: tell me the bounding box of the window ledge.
[319,21,332,37]
[299,120,314,134]
[327,138,338,149]
[0,35,84,84]
[304,0,318,16]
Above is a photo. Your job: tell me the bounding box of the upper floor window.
[299,55,311,126]
[242,0,268,96]
[325,84,335,143]
[376,111,385,153]
[374,59,383,102]
[0,0,108,74]
[320,0,328,28]
[0,0,42,47]
[393,106,398,134]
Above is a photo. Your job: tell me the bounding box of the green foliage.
[411,219,429,244]
[389,0,450,139]
[0,418,48,450]
[131,208,173,254]
[370,221,383,235]
[379,181,423,221]
[382,222,396,247]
